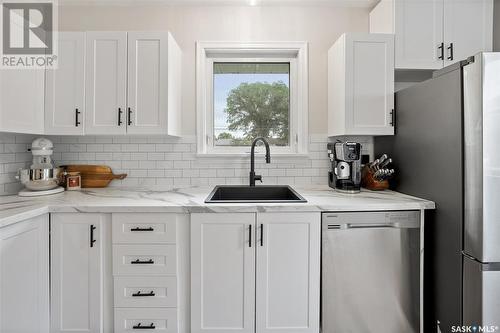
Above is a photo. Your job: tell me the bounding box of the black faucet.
[249,137,271,186]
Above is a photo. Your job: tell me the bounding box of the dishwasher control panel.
[322,211,420,229]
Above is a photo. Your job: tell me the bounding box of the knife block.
[361,165,389,191]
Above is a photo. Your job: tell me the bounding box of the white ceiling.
[59,0,379,8]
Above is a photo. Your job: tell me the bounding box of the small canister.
[65,172,81,191]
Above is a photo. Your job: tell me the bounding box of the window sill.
[195,153,311,159]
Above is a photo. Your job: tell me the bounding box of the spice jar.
[65,172,81,191]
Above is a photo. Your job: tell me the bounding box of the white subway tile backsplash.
[217,169,234,177]
[130,153,148,160]
[78,152,96,160]
[174,177,191,186]
[95,153,113,160]
[147,170,165,178]
[130,169,148,178]
[122,161,139,169]
[183,169,200,178]
[147,153,164,160]
[138,144,156,152]
[139,161,156,169]
[155,144,173,152]
[173,161,190,169]
[70,144,87,152]
[286,169,303,177]
[199,169,217,178]
[164,170,182,178]
[121,144,139,152]
[87,144,104,152]
[2,154,16,163]
[4,143,28,153]
[103,144,122,152]
[0,133,374,195]
[164,153,182,160]
[268,169,286,177]
[62,152,79,160]
[157,161,174,169]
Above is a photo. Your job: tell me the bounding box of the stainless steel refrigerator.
[375,52,500,332]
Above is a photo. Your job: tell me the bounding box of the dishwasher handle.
[327,222,418,230]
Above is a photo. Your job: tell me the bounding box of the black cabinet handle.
[438,42,444,60]
[128,107,132,126]
[390,109,395,127]
[75,108,81,127]
[90,225,96,248]
[132,323,155,330]
[132,291,155,297]
[131,259,154,265]
[447,43,454,61]
[260,224,264,247]
[131,227,154,232]
[249,225,252,248]
[118,108,123,126]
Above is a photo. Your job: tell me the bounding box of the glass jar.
[65,172,81,191]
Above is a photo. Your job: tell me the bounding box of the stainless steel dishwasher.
[321,211,420,333]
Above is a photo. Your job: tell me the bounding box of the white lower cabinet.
[256,213,320,333]
[112,244,177,276]
[114,308,178,333]
[0,214,49,333]
[191,213,256,333]
[191,212,320,333]
[112,213,187,333]
[50,213,112,333]
[114,276,177,308]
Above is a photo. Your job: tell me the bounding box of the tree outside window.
[213,62,290,147]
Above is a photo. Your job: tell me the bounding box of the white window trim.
[196,41,309,156]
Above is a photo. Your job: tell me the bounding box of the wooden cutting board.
[62,165,127,188]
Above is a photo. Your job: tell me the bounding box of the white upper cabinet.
[443,0,494,66]
[0,215,49,333]
[127,32,168,135]
[85,32,128,135]
[3,31,181,136]
[85,31,181,136]
[395,0,444,70]
[328,33,395,136]
[0,69,45,134]
[256,213,320,333]
[45,32,86,135]
[370,0,493,70]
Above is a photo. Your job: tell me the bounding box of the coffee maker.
[328,142,362,193]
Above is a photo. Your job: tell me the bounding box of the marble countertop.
[0,186,435,228]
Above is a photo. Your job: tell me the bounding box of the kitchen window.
[196,42,309,155]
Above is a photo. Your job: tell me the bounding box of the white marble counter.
[0,186,435,228]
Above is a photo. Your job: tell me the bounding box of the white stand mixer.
[17,138,65,196]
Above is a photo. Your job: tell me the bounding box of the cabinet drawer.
[114,308,177,333]
[114,276,177,308]
[113,244,177,276]
[112,213,177,244]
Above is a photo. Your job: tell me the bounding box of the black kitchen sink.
[205,185,307,203]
